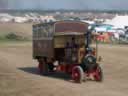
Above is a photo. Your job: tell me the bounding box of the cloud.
[0,0,8,9]
[0,0,128,10]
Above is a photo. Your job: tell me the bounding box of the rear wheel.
[38,62,43,74]
[38,58,48,75]
[94,65,103,82]
[72,66,84,83]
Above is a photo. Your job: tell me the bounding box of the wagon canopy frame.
[33,20,89,59]
[54,20,89,36]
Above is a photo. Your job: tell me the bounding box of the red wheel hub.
[94,68,101,80]
[72,68,80,81]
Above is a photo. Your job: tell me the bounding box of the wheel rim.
[94,67,102,81]
[72,68,81,82]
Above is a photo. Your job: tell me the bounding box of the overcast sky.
[0,0,128,10]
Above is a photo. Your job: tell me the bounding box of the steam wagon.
[33,20,103,83]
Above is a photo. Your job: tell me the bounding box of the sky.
[0,0,128,10]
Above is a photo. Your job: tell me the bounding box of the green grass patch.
[0,32,31,43]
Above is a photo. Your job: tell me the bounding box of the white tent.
[81,20,95,25]
[104,15,128,28]
[0,13,13,22]
[14,17,28,23]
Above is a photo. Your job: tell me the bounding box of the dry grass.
[0,23,33,39]
[0,22,128,96]
[0,43,128,96]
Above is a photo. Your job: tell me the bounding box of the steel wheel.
[72,66,84,83]
[94,65,103,82]
[38,62,43,74]
[38,58,48,75]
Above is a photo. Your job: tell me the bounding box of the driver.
[65,42,72,63]
[78,43,85,64]
[70,37,78,63]
[65,37,78,63]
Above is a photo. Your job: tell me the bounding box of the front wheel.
[72,66,85,83]
[94,65,103,82]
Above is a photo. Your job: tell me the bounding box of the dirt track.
[0,43,128,96]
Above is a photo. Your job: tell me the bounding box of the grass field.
[0,23,33,40]
[0,43,128,96]
[0,23,128,96]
